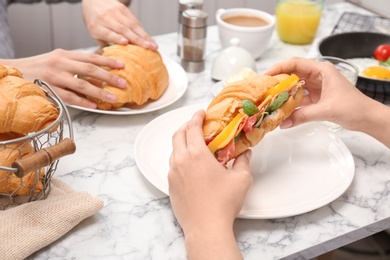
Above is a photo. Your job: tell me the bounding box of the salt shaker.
[179,9,208,73]
[177,0,204,56]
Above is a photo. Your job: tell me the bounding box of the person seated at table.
[0,0,157,108]
[168,57,390,259]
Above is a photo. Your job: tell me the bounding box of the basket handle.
[12,138,76,178]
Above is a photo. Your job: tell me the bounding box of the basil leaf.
[380,57,390,67]
[242,100,259,116]
[267,91,289,112]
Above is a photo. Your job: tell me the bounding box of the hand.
[2,48,127,108]
[82,0,158,50]
[264,57,373,132]
[168,110,252,259]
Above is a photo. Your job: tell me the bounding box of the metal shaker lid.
[182,9,208,28]
[179,0,204,12]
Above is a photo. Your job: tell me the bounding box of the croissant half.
[0,75,59,135]
[91,44,169,110]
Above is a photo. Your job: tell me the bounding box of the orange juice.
[276,0,323,45]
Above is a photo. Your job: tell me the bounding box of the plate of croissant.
[68,44,188,115]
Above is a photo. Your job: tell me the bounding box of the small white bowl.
[211,38,256,81]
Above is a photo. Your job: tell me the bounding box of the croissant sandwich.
[90,44,169,110]
[203,70,305,164]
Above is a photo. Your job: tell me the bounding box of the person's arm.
[265,57,390,148]
[0,49,127,108]
[168,110,252,260]
[358,98,390,148]
[81,0,157,50]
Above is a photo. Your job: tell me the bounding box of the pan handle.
[12,138,76,178]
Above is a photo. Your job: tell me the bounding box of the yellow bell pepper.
[207,113,244,154]
[263,74,299,98]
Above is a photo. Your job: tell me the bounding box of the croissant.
[0,74,59,135]
[0,64,23,78]
[90,44,169,110]
[0,133,44,196]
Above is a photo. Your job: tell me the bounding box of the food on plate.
[0,65,59,135]
[346,57,390,80]
[374,44,390,62]
[362,66,390,80]
[89,44,169,110]
[0,133,44,196]
[203,69,305,164]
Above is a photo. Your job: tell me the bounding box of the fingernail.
[119,37,128,44]
[118,78,127,87]
[151,42,158,50]
[87,101,97,109]
[106,93,117,102]
[116,60,125,67]
[280,119,293,129]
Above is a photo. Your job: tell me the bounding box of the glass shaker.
[177,0,204,56]
[179,9,208,73]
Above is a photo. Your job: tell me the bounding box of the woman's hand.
[168,110,252,260]
[265,57,390,147]
[2,48,127,108]
[265,57,370,131]
[82,0,157,50]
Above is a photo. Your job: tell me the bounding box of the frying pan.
[318,32,390,103]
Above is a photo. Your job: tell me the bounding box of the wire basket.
[0,80,76,210]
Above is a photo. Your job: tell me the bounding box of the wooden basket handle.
[12,138,76,178]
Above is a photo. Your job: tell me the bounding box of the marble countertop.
[31,2,390,260]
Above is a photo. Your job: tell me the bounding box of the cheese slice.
[207,113,244,154]
[263,74,299,98]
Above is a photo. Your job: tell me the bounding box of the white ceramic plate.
[211,80,225,97]
[67,55,188,115]
[134,104,355,219]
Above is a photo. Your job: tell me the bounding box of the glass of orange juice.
[276,0,324,45]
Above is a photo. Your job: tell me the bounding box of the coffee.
[223,15,268,27]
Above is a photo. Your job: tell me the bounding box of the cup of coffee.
[216,8,275,59]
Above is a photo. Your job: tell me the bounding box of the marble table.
[31,2,390,260]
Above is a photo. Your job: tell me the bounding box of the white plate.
[134,104,355,219]
[211,80,225,97]
[67,55,188,115]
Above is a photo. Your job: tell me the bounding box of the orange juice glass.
[276,0,324,45]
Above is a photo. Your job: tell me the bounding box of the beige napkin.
[0,178,104,260]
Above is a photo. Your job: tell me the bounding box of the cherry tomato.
[374,44,390,62]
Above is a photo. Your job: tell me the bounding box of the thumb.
[232,150,252,175]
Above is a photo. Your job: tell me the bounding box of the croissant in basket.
[0,133,44,196]
[89,44,170,110]
[0,65,59,135]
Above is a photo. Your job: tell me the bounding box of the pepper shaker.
[177,0,204,56]
[179,9,208,73]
